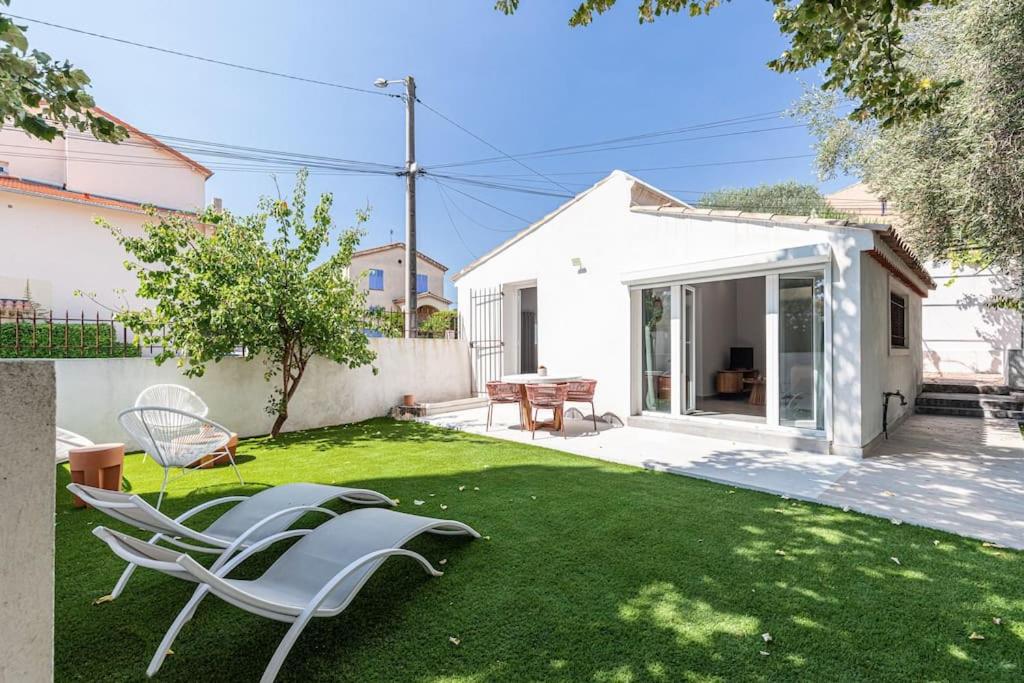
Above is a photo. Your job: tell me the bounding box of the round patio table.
[502,373,582,432]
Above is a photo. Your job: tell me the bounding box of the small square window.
[890,291,907,349]
[368,269,384,291]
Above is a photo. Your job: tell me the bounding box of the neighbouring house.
[826,182,1021,377]
[0,107,212,317]
[454,171,935,456]
[346,242,451,324]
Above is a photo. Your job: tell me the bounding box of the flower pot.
[403,394,416,407]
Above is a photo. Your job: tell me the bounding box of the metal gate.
[469,286,504,395]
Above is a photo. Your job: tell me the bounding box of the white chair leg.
[110,532,163,599]
[227,451,244,485]
[156,469,170,510]
[146,586,210,677]
[260,614,317,683]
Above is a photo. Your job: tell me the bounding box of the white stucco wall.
[924,262,1020,375]
[455,171,886,451]
[859,253,923,446]
[0,361,55,682]
[0,126,206,211]
[0,195,166,315]
[54,338,471,446]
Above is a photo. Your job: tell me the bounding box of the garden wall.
[0,361,55,681]
[56,338,472,446]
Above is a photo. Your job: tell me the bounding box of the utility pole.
[404,76,417,339]
[375,75,418,338]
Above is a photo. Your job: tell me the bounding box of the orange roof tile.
[0,176,194,217]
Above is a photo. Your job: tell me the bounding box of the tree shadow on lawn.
[54,423,1024,682]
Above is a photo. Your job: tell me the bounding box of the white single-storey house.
[453,171,935,456]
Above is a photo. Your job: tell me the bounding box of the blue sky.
[23,1,853,300]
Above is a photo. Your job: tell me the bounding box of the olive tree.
[794,0,1024,307]
[104,170,377,436]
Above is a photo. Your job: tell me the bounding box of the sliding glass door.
[681,285,696,414]
[641,287,671,412]
[778,271,825,430]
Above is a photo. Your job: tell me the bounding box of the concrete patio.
[422,407,1024,549]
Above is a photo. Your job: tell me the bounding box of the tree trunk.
[269,354,308,438]
[270,411,288,438]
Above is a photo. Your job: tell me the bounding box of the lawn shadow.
[54,420,1024,682]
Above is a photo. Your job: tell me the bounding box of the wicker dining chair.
[485,381,521,431]
[524,383,569,440]
[565,379,599,432]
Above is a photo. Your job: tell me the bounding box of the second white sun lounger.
[93,508,480,682]
[68,481,396,599]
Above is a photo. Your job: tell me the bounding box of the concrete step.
[915,404,1024,420]
[916,392,1023,409]
[921,382,1011,395]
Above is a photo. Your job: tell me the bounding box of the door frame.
[629,260,832,440]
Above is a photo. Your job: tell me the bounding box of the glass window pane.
[641,287,672,412]
[779,271,825,430]
[369,269,384,291]
[417,273,428,293]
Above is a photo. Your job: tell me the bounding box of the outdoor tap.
[882,390,908,439]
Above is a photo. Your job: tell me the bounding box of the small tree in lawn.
[103,170,376,437]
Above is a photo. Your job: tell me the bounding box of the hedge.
[0,322,142,358]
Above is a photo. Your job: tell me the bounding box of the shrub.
[0,322,142,358]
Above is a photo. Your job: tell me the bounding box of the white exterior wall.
[0,195,173,315]
[55,338,471,446]
[65,134,206,211]
[0,126,206,211]
[859,251,924,445]
[923,262,1020,375]
[348,249,448,311]
[455,172,884,451]
[827,182,1012,377]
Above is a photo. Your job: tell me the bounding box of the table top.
[502,373,582,385]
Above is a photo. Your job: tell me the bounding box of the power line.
[431,111,787,169]
[424,171,574,199]
[433,180,533,224]
[7,13,399,99]
[433,185,523,234]
[441,153,818,179]
[432,123,808,169]
[431,179,476,258]
[415,97,575,195]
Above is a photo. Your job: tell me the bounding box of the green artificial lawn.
[56,419,1023,681]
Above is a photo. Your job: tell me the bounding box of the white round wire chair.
[135,384,209,418]
[119,406,243,509]
[56,427,94,465]
[134,384,210,463]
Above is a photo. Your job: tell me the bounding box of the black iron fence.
[0,312,174,358]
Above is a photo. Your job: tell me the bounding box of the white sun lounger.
[68,482,396,599]
[93,508,480,682]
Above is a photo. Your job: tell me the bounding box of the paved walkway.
[422,407,1024,549]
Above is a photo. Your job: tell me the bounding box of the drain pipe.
[882,390,908,439]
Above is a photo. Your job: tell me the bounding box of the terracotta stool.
[192,432,239,469]
[68,443,125,509]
